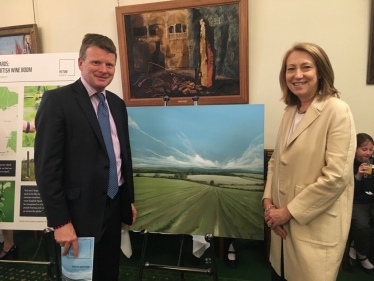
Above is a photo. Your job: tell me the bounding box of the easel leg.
[205,234,218,281]
[53,235,61,280]
[178,234,185,281]
[138,232,219,281]
[0,229,59,280]
[42,228,53,280]
[139,229,149,281]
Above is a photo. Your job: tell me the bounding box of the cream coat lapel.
[284,98,328,149]
[279,106,294,152]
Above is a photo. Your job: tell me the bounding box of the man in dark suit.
[34,33,136,281]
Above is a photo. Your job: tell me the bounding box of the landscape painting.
[128,104,264,239]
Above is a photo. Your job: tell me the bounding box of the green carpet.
[0,230,372,280]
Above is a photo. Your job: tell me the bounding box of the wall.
[1,0,373,148]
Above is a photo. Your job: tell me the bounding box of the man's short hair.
[79,33,117,61]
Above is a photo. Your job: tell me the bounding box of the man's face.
[78,45,116,93]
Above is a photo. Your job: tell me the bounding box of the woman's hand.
[263,198,274,211]
[264,206,292,239]
[273,225,287,239]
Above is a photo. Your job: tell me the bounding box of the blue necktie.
[96,93,118,198]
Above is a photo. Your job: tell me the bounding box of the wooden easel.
[138,230,218,281]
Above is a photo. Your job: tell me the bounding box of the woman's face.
[23,34,31,45]
[356,141,374,162]
[285,50,319,102]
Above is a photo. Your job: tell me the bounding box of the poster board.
[0,53,80,230]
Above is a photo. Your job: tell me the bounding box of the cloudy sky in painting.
[127,105,264,171]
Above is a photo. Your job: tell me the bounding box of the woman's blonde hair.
[279,42,339,106]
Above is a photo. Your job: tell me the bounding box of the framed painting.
[116,0,248,106]
[0,24,41,55]
[368,0,374,84]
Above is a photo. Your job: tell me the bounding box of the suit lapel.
[71,80,106,149]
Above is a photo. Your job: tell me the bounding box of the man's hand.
[54,223,79,258]
[130,204,137,226]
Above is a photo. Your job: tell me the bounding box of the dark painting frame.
[368,0,374,84]
[116,0,248,106]
[0,24,41,55]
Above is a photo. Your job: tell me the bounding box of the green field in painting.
[132,177,264,240]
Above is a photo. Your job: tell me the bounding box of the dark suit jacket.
[34,79,134,240]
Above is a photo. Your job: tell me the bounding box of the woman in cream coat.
[263,43,356,281]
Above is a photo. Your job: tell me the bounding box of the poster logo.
[59,59,75,76]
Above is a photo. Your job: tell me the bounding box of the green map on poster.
[0,87,18,155]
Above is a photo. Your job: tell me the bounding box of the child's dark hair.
[357,133,374,148]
